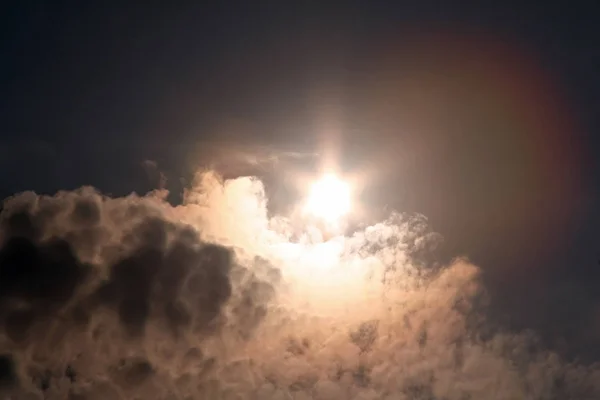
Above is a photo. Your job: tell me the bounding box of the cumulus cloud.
[0,170,598,399]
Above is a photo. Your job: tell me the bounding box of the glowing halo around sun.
[303,173,351,222]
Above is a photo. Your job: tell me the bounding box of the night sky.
[2,1,600,394]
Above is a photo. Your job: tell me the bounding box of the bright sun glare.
[304,174,351,222]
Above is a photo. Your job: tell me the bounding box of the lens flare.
[304,174,351,222]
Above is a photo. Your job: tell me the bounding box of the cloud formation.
[0,171,598,399]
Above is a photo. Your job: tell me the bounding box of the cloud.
[0,171,598,399]
[0,354,17,388]
[141,160,167,190]
[188,142,317,176]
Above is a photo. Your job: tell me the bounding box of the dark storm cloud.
[86,218,233,337]
[0,236,88,341]
[0,354,17,388]
[0,185,278,398]
[0,191,234,341]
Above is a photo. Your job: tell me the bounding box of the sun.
[304,174,351,222]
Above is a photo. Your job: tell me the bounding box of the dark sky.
[2,2,600,359]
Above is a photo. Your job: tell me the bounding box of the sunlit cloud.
[0,169,597,399]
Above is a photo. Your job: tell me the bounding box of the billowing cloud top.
[0,171,598,399]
